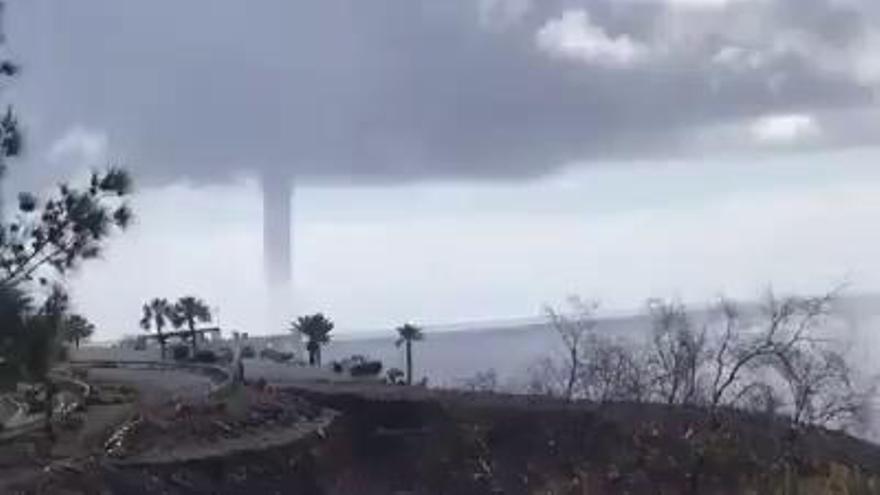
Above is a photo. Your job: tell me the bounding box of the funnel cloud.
[262,174,292,288]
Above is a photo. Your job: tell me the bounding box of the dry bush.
[524,357,567,397]
[544,296,599,400]
[579,334,650,403]
[457,369,500,393]
[645,298,706,406]
[531,289,875,437]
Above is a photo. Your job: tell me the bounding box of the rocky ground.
[0,361,345,494]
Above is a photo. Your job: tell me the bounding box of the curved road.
[87,367,215,407]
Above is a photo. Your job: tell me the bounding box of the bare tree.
[773,346,869,432]
[544,296,599,400]
[580,335,649,403]
[742,290,873,432]
[528,288,875,450]
[702,298,777,416]
[646,298,706,406]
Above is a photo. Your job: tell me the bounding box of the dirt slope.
[13,382,880,494]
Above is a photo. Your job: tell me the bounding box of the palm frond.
[396,323,424,342]
[139,304,152,330]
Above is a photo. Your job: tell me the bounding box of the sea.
[321,295,880,389]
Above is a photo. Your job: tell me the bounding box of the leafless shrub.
[524,357,567,397]
[645,298,706,406]
[531,288,875,439]
[458,369,500,393]
[544,296,599,400]
[579,335,650,403]
[727,290,871,433]
[529,287,875,488]
[735,382,782,419]
[773,346,870,432]
[703,298,770,414]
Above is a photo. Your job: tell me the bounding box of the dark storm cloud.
[5,0,879,186]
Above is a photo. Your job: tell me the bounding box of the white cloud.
[536,10,648,67]
[712,45,770,71]
[710,43,795,95]
[48,126,109,167]
[851,29,880,86]
[655,1,878,97]
[479,0,532,28]
[662,0,764,8]
[750,114,822,145]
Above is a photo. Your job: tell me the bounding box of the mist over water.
[322,295,880,391]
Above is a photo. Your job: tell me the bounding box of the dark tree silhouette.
[0,285,31,388]
[173,296,212,354]
[646,298,705,406]
[292,313,334,366]
[395,323,424,385]
[0,284,67,437]
[0,168,132,289]
[545,296,599,400]
[140,298,174,360]
[63,313,94,349]
[0,4,20,179]
[0,3,133,444]
[23,284,68,439]
[0,4,130,292]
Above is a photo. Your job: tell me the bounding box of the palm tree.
[140,298,174,360]
[174,296,212,354]
[63,314,94,349]
[292,313,334,366]
[395,323,424,385]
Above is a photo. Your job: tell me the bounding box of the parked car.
[259,348,295,363]
[350,360,383,377]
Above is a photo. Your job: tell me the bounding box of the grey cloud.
[4,0,878,187]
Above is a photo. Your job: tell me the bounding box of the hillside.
[21,381,880,495]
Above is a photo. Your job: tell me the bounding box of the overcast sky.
[3,0,880,338]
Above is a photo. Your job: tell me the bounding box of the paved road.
[87,368,215,407]
[240,359,341,383]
